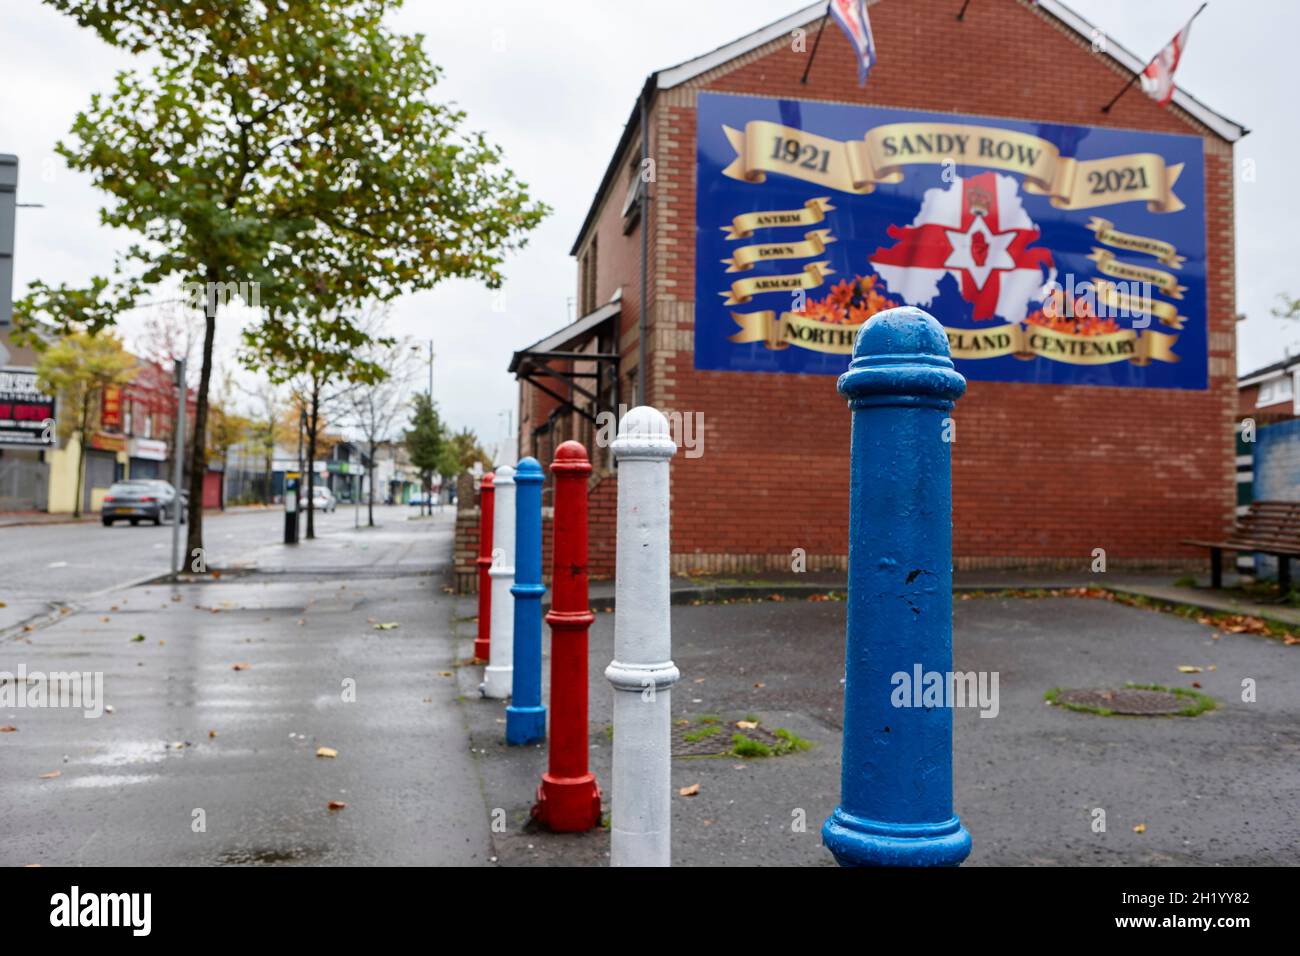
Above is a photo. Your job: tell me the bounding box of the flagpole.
[800,1,833,85]
[1101,1,1207,113]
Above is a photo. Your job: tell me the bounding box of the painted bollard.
[474,472,495,662]
[533,441,602,831]
[479,463,515,700]
[506,457,546,744]
[822,305,972,868]
[607,407,678,866]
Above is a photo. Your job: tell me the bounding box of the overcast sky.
[1,0,1293,448]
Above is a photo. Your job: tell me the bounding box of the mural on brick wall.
[694,92,1208,389]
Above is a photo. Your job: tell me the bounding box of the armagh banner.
[695,93,1208,389]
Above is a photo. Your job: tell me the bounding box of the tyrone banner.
[695,93,1208,390]
[722,119,1185,213]
[1086,217,1186,267]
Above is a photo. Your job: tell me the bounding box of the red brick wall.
[454,470,618,593]
[624,0,1237,572]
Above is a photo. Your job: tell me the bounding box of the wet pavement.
[4,507,1297,866]
[462,590,1300,866]
[0,512,491,866]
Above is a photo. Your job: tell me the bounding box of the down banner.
[694,92,1208,389]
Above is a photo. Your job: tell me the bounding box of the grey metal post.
[170,358,186,580]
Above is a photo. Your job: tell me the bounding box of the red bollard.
[474,472,495,663]
[533,442,602,831]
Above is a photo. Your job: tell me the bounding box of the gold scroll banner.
[1086,217,1186,268]
[722,120,1185,213]
[721,261,834,306]
[1093,278,1186,330]
[945,322,1180,366]
[730,312,1180,365]
[1087,248,1186,299]
[723,229,836,273]
[728,311,859,354]
[722,197,835,239]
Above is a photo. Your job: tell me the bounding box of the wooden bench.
[1184,500,1300,590]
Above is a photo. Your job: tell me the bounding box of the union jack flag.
[829,0,877,86]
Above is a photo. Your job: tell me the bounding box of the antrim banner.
[694,93,1208,389]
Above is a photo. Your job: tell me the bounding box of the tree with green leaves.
[35,0,549,565]
[446,427,492,476]
[242,310,384,538]
[404,392,447,517]
[34,332,137,518]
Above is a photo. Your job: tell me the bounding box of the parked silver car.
[101,479,187,526]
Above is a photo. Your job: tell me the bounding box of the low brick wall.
[453,469,619,594]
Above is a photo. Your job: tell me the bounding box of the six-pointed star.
[944,215,1017,290]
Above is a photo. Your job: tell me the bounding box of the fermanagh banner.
[694,92,1207,389]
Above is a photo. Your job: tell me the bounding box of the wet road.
[0,505,437,632]
[0,511,490,866]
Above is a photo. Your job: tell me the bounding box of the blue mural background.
[694,92,1208,389]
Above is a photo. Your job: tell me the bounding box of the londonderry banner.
[694,93,1208,389]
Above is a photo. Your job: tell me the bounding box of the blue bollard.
[506,456,547,745]
[823,306,972,867]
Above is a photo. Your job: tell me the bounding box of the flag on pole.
[829,0,877,85]
[1141,10,1197,106]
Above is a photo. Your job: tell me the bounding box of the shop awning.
[509,300,620,426]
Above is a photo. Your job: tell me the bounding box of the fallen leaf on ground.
[0,725,16,733]
[678,784,700,797]
[99,616,110,623]
[316,747,338,759]
[231,662,252,671]
[328,800,347,811]
[1192,681,1202,688]
[208,730,217,738]
[373,622,400,630]
[438,671,452,677]
[1132,823,1146,834]
[130,634,145,643]
[752,682,765,689]
[296,619,306,626]
[1177,665,1202,673]
[736,720,759,730]
[39,771,61,779]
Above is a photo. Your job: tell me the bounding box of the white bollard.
[607,406,679,867]
[480,463,516,699]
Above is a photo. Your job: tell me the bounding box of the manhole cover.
[1053,687,1189,716]
[671,719,783,757]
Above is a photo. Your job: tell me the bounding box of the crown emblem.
[967,184,992,216]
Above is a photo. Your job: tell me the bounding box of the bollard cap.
[551,440,592,478]
[611,406,677,462]
[494,463,516,485]
[480,471,495,490]
[837,306,966,410]
[515,456,544,485]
